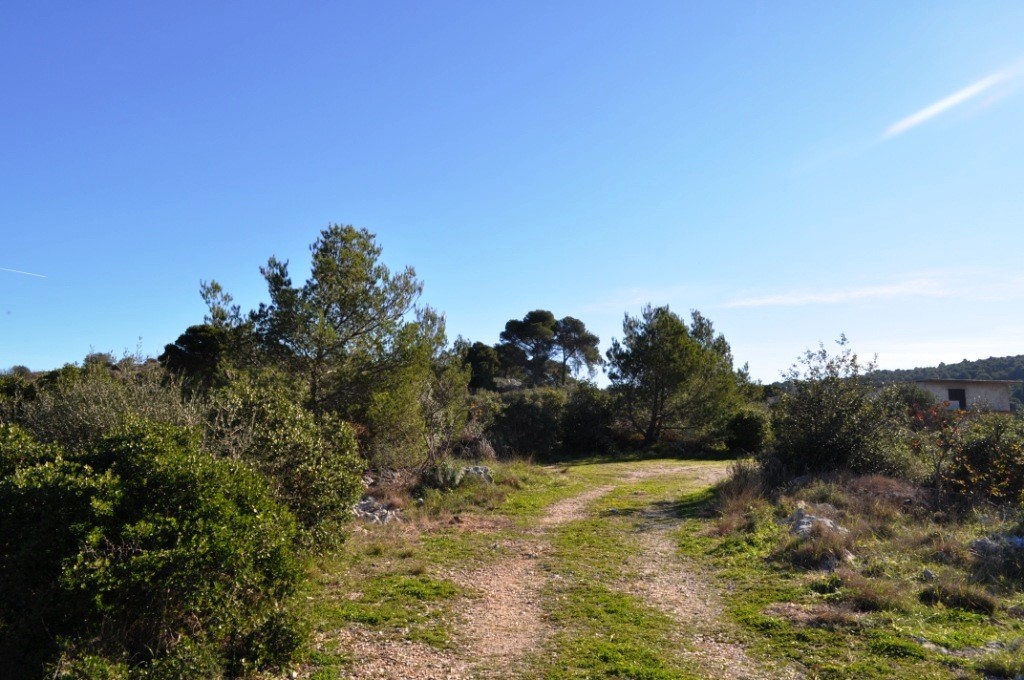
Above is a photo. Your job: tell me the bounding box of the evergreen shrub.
[0,422,303,677]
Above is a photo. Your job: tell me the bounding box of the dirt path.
[336,480,614,679]
[628,525,800,679]
[336,461,777,680]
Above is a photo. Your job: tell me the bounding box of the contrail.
[884,72,1006,139]
[0,266,46,278]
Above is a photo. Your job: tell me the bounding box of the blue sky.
[2,2,1023,382]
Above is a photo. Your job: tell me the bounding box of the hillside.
[871,354,1024,405]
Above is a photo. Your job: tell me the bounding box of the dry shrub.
[899,530,971,567]
[836,569,908,612]
[714,460,769,535]
[972,543,1024,584]
[794,477,851,510]
[370,469,420,510]
[919,578,998,615]
[764,602,860,629]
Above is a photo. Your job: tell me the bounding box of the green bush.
[207,380,364,546]
[422,456,465,490]
[8,360,199,453]
[487,388,567,458]
[770,338,910,477]
[0,421,303,678]
[942,414,1024,505]
[919,579,998,615]
[725,407,772,454]
[561,383,613,455]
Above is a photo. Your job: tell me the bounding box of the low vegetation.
[3,224,1023,678]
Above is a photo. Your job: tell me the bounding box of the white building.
[913,379,1020,413]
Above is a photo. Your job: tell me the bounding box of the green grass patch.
[316,573,460,647]
[544,584,699,680]
[525,462,733,678]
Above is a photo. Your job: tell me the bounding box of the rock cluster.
[788,502,849,538]
[787,501,853,569]
[354,496,401,524]
[462,465,493,484]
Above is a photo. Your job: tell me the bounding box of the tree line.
[3,224,1022,677]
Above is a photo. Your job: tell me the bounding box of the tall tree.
[553,316,601,385]
[462,341,501,390]
[606,305,738,447]
[253,225,422,412]
[499,310,557,386]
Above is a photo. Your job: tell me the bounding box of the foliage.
[4,358,200,453]
[0,422,302,677]
[251,224,423,413]
[206,379,364,545]
[157,323,231,393]
[195,226,466,473]
[361,309,469,470]
[770,337,910,477]
[941,413,1024,505]
[725,406,772,454]
[488,387,568,458]
[422,456,466,490]
[462,340,500,390]
[553,316,602,385]
[560,382,614,455]
[496,310,602,387]
[498,310,558,386]
[606,305,739,447]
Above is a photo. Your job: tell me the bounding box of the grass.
[300,455,1024,678]
[676,470,1024,679]
[530,468,720,679]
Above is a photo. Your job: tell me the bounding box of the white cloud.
[883,71,1006,139]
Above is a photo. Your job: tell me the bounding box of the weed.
[836,569,908,612]
[919,579,998,615]
[975,639,1024,678]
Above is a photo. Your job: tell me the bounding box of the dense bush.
[770,338,911,477]
[487,388,567,458]
[0,421,302,678]
[421,456,466,490]
[207,380,364,546]
[942,414,1024,505]
[6,360,199,453]
[561,383,614,455]
[725,407,772,454]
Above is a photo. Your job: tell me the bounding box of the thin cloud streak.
[725,277,946,309]
[581,284,703,313]
[726,269,1024,309]
[884,72,1006,139]
[0,266,46,279]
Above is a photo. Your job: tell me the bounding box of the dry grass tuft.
[919,578,998,615]
[763,602,861,629]
[835,568,908,612]
[713,459,769,536]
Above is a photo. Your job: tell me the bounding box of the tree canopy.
[495,310,601,387]
[606,305,738,447]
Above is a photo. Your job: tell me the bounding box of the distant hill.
[871,354,1024,406]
